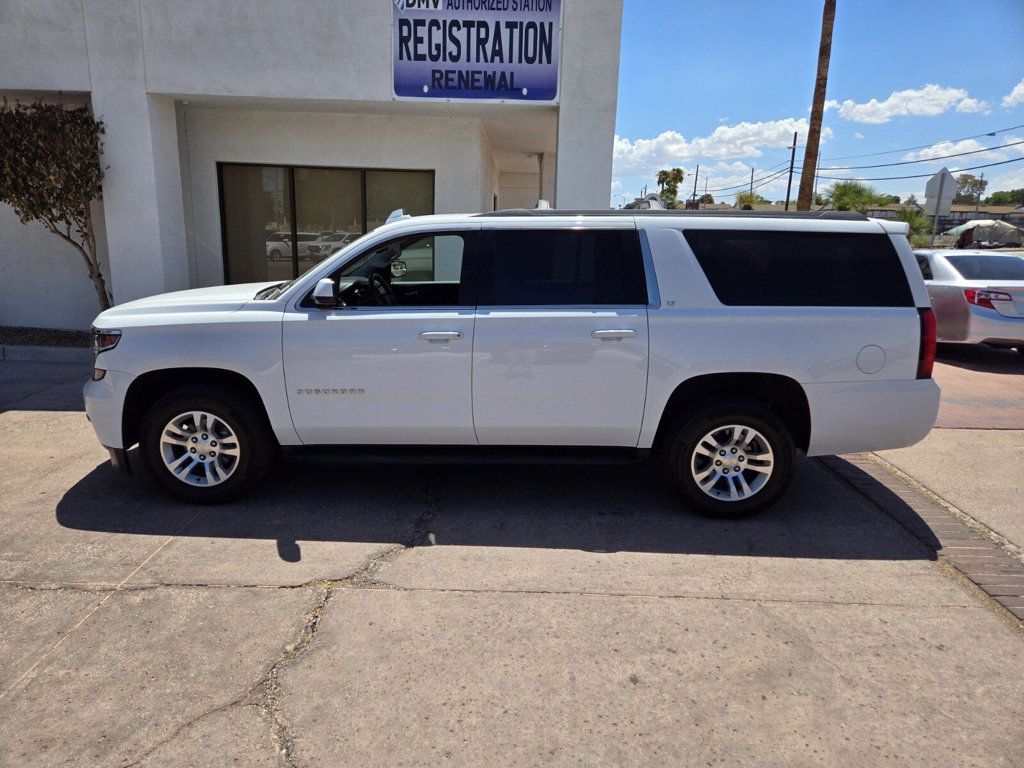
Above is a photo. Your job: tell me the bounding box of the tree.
[877,194,900,204]
[982,188,1024,206]
[656,168,685,208]
[698,193,715,205]
[953,173,987,205]
[823,180,883,212]
[797,0,836,210]
[903,193,919,206]
[0,100,110,310]
[896,206,933,248]
[735,190,769,209]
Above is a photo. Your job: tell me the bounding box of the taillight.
[964,288,1012,309]
[917,308,936,379]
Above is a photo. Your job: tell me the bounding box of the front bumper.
[83,368,134,450]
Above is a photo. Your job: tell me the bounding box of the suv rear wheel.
[662,399,794,518]
[139,385,276,503]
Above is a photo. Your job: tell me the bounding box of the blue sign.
[392,0,561,102]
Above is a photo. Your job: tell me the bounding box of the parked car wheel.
[269,248,287,262]
[138,386,276,503]
[662,399,794,519]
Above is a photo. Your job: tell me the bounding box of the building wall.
[180,107,488,286]
[0,201,108,329]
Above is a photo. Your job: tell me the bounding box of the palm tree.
[896,206,933,248]
[823,180,881,212]
[796,0,836,210]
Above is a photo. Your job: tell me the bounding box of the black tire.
[661,399,795,519]
[138,385,277,503]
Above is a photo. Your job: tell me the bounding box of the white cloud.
[902,139,989,162]
[854,132,864,139]
[610,179,623,191]
[827,84,985,124]
[955,97,990,114]
[613,117,830,177]
[901,136,1024,163]
[1003,78,1024,108]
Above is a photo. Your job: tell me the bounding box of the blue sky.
[612,0,1024,206]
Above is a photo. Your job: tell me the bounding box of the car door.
[472,225,650,446]
[283,227,479,444]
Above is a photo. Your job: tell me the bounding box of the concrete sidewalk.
[879,428,1024,551]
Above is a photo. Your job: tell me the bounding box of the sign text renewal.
[393,0,561,101]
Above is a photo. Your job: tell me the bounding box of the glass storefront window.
[366,170,434,231]
[220,165,434,284]
[221,165,293,284]
[294,168,363,276]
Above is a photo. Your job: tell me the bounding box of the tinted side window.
[481,230,647,306]
[684,230,914,307]
[916,255,933,280]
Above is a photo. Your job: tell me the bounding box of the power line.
[815,155,1024,182]
[819,138,1024,171]
[819,122,1024,162]
[703,163,790,194]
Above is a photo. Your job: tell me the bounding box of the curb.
[0,345,92,364]
[820,454,1024,626]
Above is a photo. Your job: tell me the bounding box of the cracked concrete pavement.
[1,359,1023,766]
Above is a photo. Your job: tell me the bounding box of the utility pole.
[784,131,798,211]
[797,0,836,210]
[975,172,985,214]
[703,176,708,207]
[749,167,754,197]
[691,164,700,206]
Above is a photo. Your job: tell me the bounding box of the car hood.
[94,282,281,322]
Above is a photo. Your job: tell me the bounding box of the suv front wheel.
[139,386,276,503]
[662,399,794,518]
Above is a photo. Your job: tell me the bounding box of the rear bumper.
[804,378,941,456]
[947,306,1024,345]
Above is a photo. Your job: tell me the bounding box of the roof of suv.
[477,209,868,221]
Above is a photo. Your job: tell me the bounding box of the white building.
[0,0,624,329]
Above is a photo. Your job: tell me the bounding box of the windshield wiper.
[255,281,289,300]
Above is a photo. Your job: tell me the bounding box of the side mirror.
[390,260,408,278]
[312,277,339,308]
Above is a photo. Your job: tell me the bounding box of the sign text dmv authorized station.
[393,0,561,101]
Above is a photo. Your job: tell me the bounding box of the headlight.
[92,328,122,356]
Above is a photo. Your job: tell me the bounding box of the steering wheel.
[369,273,394,306]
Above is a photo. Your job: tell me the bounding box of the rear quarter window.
[683,230,914,307]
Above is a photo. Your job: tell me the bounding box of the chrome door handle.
[419,331,463,341]
[592,329,637,340]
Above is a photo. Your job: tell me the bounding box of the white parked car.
[914,249,1024,352]
[265,231,322,261]
[86,210,940,517]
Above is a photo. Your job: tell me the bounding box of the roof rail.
[475,209,869,221]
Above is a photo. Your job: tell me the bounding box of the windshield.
[946,255,1024,280]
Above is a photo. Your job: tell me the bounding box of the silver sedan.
[914,249,1024,352]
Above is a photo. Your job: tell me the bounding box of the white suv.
[85,210,940,517]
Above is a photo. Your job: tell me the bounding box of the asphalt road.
[1,358,1022,767]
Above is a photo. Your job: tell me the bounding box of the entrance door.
[472,227,650,446]
[284,229,479,444]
